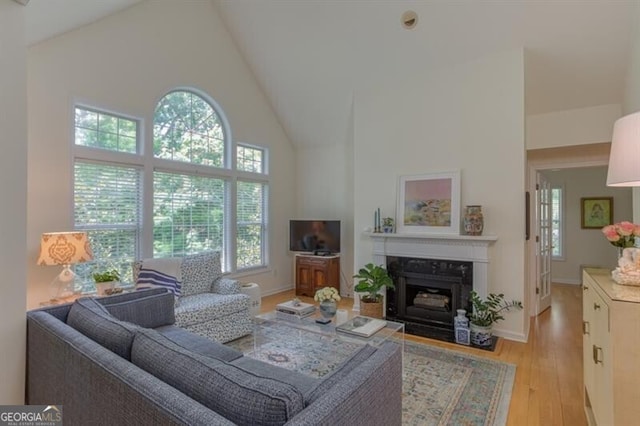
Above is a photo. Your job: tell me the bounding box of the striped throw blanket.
[136,257,182,297]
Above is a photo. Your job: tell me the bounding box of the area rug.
[226,323,515,426]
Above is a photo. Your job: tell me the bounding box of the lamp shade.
[37,232,93,266]
[607,111,640,186]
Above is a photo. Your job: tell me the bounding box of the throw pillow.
[100,291,175,328]
[135,257,182,298]
[66,297,139,360]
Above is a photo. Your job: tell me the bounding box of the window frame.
[72,90,270,284]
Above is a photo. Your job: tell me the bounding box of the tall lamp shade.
[607,111,640,186]
[38,231,93,299]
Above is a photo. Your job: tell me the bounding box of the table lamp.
[37,231,93,300]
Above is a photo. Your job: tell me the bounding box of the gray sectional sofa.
[26,288,402,426]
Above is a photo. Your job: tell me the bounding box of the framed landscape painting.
[581,197,613,229]
[397,171,461,234]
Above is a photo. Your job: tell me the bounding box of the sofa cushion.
[155,325,243,362]
[99,291,175,328]
[131,328,305,425]
[180,251,222,296]
[230,356,318,396]
[66,297,139,360]
[175,293,249,327]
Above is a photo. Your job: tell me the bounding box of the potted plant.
[93,269,121,296]
[353,263,395,319]
[469,290,522,347]
[382,217,395,233]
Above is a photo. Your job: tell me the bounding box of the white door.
[536,172,553,314]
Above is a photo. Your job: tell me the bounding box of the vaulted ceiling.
[24,0,638,147]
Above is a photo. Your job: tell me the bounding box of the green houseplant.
[353,263,395,319]
[93,269,120,296]
[469,290,522,347]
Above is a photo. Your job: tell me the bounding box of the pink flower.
[617,221,635,236]
[633,226,640,236]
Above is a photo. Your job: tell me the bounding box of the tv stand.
[295,254,340,297]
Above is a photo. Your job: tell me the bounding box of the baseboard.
[260,285,295,297]
[552,278,582,285]
[492,328,527,343]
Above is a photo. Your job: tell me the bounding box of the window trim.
[72,89,270,279]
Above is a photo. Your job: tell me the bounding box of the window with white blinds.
[237,180,266,269]
[73,161,142,290]
[153,172,225,258]
[73,91,269,288]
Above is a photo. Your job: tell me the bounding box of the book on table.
[336,316,387,337]
[275,300,316,317]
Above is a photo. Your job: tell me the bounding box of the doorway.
[526,144,611,318]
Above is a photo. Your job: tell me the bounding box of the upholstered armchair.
[134,251,252,342]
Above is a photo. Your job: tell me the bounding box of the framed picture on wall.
[581,197,613,229]
[396,171,461,234]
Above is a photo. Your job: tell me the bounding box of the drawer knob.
[583,285,589,291]
[593,303,601,310]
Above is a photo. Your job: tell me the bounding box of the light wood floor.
[261,283,586,426]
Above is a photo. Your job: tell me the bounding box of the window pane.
[153,91,225,167]
[75,107,137,154]
[153,172,225,258]
[551,188,562,257]
[237,145,264,173]
[237,181,265,269]
[74,162,142,290]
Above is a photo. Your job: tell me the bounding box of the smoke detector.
[402,11,418,29]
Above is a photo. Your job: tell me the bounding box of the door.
[536,172,553,314]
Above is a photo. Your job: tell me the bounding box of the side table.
[240,282,261,316]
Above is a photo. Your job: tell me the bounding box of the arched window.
[72,89,268,290]
[154,90,227,167]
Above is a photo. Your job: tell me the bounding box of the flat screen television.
[289,220,341,254]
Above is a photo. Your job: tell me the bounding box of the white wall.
[294,99,355,296]
[526,104,621,150]
[545,167,632,284]
[0,0,27,403]
[353,49,527,341]
[27,0,296,308]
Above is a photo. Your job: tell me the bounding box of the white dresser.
[582,268,640,426]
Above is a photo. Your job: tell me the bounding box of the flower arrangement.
[314,286,341,303]
[602,221,640,248]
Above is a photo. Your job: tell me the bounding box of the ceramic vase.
[319,299,338,318]
[463,205,484,236]
[470,323,493,347]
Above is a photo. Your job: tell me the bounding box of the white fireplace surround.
[356,232,498,311]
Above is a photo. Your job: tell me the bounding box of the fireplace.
[365,232,497,342]
[386,257,472,342]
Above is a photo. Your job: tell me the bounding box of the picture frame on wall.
[397,171,461,234]
[581,197,613,229]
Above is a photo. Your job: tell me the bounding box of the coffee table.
[249,310,404,377]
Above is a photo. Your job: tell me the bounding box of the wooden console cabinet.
[582,268,640,426]
[295,254,340,297]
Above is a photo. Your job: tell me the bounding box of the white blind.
[237,180,266,269]
[74,161,142,288]
[153,171,225,258]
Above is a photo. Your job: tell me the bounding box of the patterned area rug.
[227,323,515,426]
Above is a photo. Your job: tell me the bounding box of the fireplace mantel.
[365,232,497,303]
